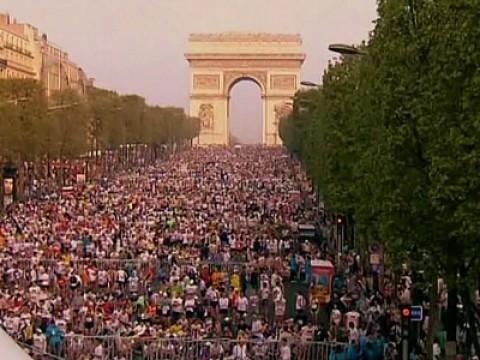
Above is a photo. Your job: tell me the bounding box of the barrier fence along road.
[22,336,346,360]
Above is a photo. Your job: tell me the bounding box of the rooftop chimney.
[0,13,10,25]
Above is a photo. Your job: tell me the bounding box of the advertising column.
[2,163,17,208]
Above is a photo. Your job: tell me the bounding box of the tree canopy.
[280,0,480,351]
[0,80,200,165]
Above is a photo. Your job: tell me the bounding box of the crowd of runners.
[0,147,436,359]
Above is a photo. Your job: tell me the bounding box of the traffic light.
[401,305,411,335]
[400,305,411,360]
[401,306,411,320]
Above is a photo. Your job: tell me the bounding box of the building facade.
[0,12,91,96]
[0,13,36,79]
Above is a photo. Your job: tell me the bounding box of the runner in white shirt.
[94,342,104,360]
[219,295,229,315]
[295,292,307,313]
[39,272,50,288]
[251,315,263,336]
[117,269,127,286]
[331,306,342,326]
[279,338,292,360]
[275,297,286,322]
[272,284,283,302]
[33,329,47,354]
[97,269,109,288]
[184,296,196,318]
[347,322,359,344]
[128,273,139,294]
[171,295,183,319]
[237,294,249,315]
[232,343,249,360]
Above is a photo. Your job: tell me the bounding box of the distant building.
[39,34,90,97]
[0,13,36,79]
[0,12,92,96]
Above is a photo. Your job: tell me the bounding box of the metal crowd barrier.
[44,336,344,360]
[0,257,283,280]
[17,341,65,360]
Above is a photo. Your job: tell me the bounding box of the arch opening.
[228,78,263,145]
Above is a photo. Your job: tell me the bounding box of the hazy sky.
[1,0,377,143]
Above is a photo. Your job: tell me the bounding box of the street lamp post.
[327,41,364,250]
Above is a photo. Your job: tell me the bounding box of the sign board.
[410,305,423,322]
[3,178,14,207]
[298,223,316,239]
[310,260,334,304]
[3,178,13,196]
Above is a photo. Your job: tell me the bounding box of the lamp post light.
[300,81,320,88]
[328,43,365,56]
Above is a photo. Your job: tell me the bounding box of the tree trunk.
[461,287,480,357]
[426,275,440,360]
[445,240,459,360]
[446,284,458,360]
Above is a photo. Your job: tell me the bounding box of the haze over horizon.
[1,0,378,142]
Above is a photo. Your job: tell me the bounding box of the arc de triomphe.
[185,33,305,145]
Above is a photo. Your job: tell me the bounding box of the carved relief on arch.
[270,74,296,90]
[198,103,214,130]
[223,71,267,95]
[193,74,220,90]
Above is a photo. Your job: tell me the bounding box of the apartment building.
[0,13,36,79]
[0,12,92,96]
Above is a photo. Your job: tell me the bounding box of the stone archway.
[185,33,305,145]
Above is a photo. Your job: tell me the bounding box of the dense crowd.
[0,147,432,359]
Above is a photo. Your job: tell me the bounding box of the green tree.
[283,1,480,355]
[0,79,48,163]
[49,89,89,159]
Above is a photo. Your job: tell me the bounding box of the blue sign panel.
[410,305,423,322]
